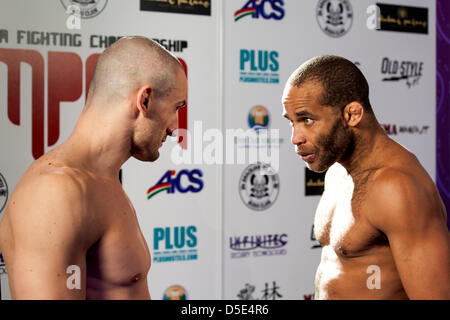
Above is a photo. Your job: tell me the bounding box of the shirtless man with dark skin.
[282,55,450,299]
[0,36,187,299]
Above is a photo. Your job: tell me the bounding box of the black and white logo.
[0,251,6,275]
[230,233,288,259]
[0,173,8,213]
[61,0,108,19]
[381,57,423,88]
[239,163,280,211]
[316,0,353,38]
[237,281,283,300]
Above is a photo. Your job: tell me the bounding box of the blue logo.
[153,226,198,263]
[234,106,284,150]
[230,233,288,258]
[234,0,285,22]
[240,49,279,84]
[147,169,204,199]
[248,106,270,131]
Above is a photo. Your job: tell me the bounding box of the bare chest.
[86,185,151,288]
[314,175,385,257]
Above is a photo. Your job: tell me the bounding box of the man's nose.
[291,126,306,145]
[167,114,179,137]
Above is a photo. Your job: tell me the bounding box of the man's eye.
[304,118,314,125]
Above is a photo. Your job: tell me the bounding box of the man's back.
[0,147,151,299]
[314,138,449,299]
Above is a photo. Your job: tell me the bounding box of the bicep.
[10,247,86,299]
[368,175,450,299]
[387,216,450,299]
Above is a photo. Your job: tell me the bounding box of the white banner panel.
[222,0,435,300]
[0,0,436,300]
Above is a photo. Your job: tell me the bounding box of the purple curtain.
[436,0,450,230]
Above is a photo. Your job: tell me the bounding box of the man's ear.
[136,86,152,114]
[343,102,364,127]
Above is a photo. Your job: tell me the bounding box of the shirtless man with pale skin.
[282,55,450,299]
[0,36,187,299]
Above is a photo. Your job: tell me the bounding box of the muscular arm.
[366,171,450,299]
[6,173,90,299]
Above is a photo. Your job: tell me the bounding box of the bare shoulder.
[365,165,446,232]
[11,162,88,215]
[0,160,98,299]
[2,161,96,251]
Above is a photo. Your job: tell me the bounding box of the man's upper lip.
[298,151,313,156]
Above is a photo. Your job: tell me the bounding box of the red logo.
[0,48,188,159]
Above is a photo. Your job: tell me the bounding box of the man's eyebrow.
[283,113,290,120]
[294,110,315,118]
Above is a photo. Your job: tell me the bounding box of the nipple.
[131,274,141,283]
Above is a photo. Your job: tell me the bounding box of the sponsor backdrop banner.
[0,0,220,300]
[223,0,435,300]
[0,0,438,300]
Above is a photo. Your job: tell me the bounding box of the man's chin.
[148,151,160,162]
[306,161,330,173]
[133,150,159,162]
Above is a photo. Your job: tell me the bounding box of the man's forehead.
[173,70,188,91]
[283,83,321,107]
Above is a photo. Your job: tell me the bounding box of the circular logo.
[163,285,187,300]
[239,163,280,211]
[0,173,8,213]
[248,106,270,130]
[61,0,108,19]
[316,0,353,38]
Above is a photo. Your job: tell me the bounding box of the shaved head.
[288,55,373,115]
[87,36,184,106]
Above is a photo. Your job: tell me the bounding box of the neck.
[61,105,133,180]
[338,121,388,177]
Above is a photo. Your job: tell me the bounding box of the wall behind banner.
[436,0,450,231]
[0,0,438,300]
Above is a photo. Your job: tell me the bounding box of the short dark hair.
[289,55,373,114]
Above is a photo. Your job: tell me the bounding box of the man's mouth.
[298,152,316,163]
